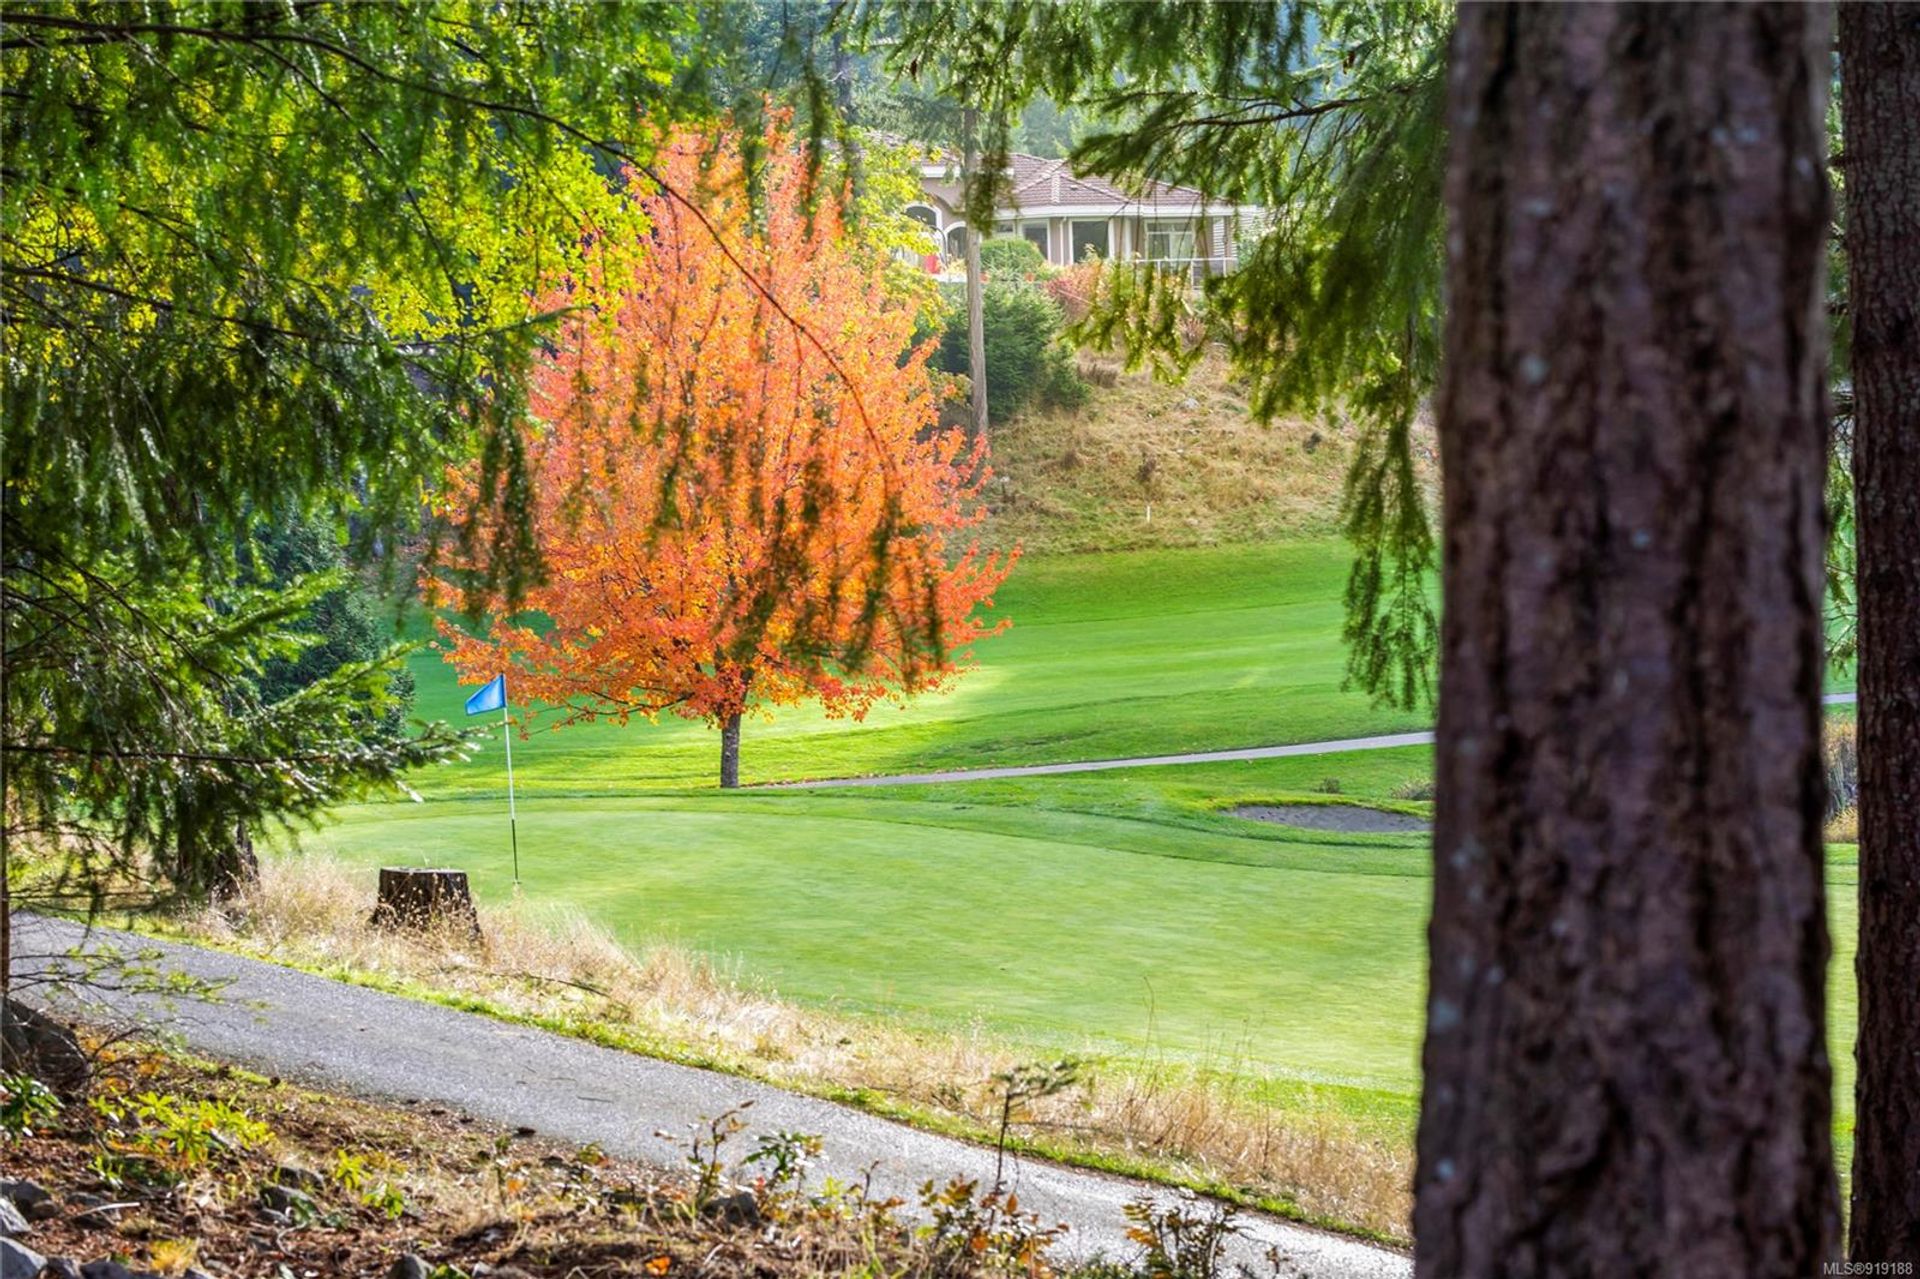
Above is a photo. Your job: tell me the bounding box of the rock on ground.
[0,1237,46,1279]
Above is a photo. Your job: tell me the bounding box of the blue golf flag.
[465,674,506,716]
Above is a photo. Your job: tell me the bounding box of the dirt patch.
[1228,804,1431,835]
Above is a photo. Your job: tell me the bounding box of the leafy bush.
[1,1073,59,1139]
[978,235,1047,279]
[1122,1191,1240,1279]
[1045,258,1105,325]
[1824,720,1859,842]
[936,281,1088,423]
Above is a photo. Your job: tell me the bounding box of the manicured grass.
[316,788,1428,1082]
[306,745,1859,1144]
[404,539,1431,794]
[327,535,1860,1152]
[311,751,1438,1138]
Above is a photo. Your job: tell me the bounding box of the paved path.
[15,915,1409,1279]
[772,692,1859,790]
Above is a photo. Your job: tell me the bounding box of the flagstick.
[502,698,520,886]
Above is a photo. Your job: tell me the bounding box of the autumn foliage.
[434,130,1014,784]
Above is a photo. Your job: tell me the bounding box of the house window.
[1070,220,1110,262]
[1020,221,1051,257]
[1146,219,1197,262]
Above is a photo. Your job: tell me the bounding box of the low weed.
[330,1147,410,1218]
[1123,1192,1240,1279]
[146,1238,200,1276]
[920,1176,1068,1278]
[0,1072,60,1139]
[90,1089,272,1183]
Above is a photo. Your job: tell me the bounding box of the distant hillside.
[975,352,1429,556]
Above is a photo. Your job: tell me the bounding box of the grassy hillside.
[297,391,1859,1222]
[312,752,1437,1098]
[324,538,1444,1129]
[976,353,1436,557]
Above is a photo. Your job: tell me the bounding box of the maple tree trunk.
[1417,6,1838,1274]
[719,712,742,790]
[961,106,989,438]
[1841,2,1920,1263]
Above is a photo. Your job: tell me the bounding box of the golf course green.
[309,536,1859,1141]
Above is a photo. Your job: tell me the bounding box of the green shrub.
[936,281,1088,423]
[0,1073,59,1140]
[978,235,1047,279]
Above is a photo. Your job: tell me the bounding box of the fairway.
[319,536,1860,1142]
[404,539,1431,794]
[312,781,1432,1092]
[328,539,1446,1124]
[307,750,1861,1142]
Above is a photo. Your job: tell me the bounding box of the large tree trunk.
[1417,6,1839,1274]
[719,712,742,789]
[1840,2,1920,1262]
[961,105,989,438]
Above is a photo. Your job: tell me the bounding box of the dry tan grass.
[183,853,1413,1241]
[977,351,1437,558]
[1824,719,1859,843]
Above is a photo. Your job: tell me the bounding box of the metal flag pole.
[502,688,520,886]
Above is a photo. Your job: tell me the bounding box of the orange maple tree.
[433,131,1015,786]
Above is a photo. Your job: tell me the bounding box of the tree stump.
[370,868,481,939]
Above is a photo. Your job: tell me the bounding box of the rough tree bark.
[1417,6,1839,1275]
[961,105,989,438]
[1840,2,1920,1263]
[719,712,742,790]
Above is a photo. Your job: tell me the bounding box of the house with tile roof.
[907,151,1261,281]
